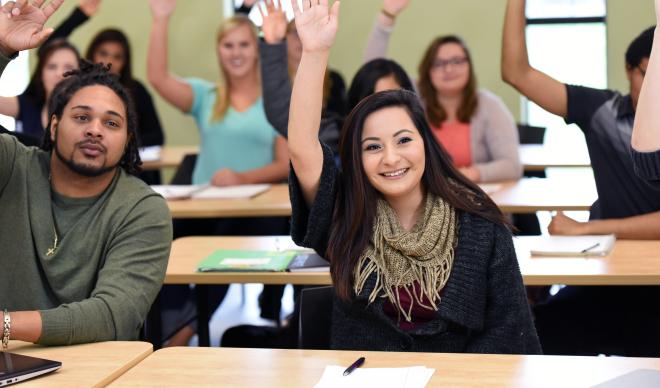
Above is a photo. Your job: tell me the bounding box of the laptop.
[0,352,61,386]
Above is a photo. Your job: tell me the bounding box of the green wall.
[42,0,655,148]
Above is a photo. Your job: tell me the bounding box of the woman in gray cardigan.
[365,0,522,183]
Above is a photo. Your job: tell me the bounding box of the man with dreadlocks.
[0,0,171,346]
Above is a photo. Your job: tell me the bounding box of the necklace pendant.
[46,247,56,256]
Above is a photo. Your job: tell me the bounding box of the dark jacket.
[632,148,660,189]
[289,143,542,354]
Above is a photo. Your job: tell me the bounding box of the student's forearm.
[2,311,42,343]
[501,0,530,85]
[631,28,660,152]
[364,18,392,63]
[581,211,660,240]
[239,162,289,184]
[147,19,171,92]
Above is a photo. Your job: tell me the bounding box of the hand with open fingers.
[548,211,587,236]
[0,0,65,56]
[383,0,410,17]
[78,0,102,16]
[211,168,245,187]
[149,0,176,20]
[292,0,341,53]
[259,0,288,44]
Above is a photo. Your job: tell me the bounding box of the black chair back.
[298,286,333,350]
[170,153,198,185]
[517,124,546,145]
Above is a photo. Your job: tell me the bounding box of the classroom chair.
[298,286,333,350]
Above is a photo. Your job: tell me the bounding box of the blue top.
[186,78,279,185]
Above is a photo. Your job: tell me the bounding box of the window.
[523,0,607,151]
[0,0,30,131]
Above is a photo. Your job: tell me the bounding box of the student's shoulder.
[114,172,170,215]
[457,211,512,243]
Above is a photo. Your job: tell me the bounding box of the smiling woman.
[287,0,540,353]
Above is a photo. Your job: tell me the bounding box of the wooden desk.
[167,236,660,287]
[141,145,198,171]
[166,177,597,219]
[110,347,660,387]
[5,341,152,387]
[519,144,591,171]
[491,176,597,213]
[167,183,291,218]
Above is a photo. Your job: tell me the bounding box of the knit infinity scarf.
[354,194,457,322]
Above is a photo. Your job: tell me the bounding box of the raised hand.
[149,0,176,21]
[0,0,65,55]
[292,0,340,53]
[259,0,288,44]
[78,0,102,16]
[383,0,410,17]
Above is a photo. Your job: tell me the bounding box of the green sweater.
[0,54,172,344]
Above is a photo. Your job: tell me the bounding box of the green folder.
[197,249,299,272]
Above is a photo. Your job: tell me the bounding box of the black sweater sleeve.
[465,224,542,355]
[289,143,338,256]
[43,7,89,48]
[131,80,165,147]
[632,148,660,189]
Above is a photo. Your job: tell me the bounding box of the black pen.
[343,356,365,376]
[580,242,600,253]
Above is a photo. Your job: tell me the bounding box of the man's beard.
[53,128,118,178]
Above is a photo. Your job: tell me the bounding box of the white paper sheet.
[151,184,270,200]
[139,145,162,162]
[314,365,435,388]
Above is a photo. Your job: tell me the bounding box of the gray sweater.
[0,52,172,345]
[289,144,541,353]
[364,21,522,182]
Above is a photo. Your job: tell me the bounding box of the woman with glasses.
[365,0,521,183]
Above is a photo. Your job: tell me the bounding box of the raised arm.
[501,0,568,118]
[363,0,409,63]
[43,0,101,47]
[289,0,340,206]
[147,0,194,113]
[632,1,660,152]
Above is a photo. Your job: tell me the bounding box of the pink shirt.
[432,121,472,168]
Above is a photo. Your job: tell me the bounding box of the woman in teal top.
[147,0,289,346]
[147,1,289,187]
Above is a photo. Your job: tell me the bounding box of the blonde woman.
[147,0,288,187]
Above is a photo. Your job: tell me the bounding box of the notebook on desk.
[197,249,301,272]
[0,352,61,387]
[152,184,270,200]
[286,253,330,272]
[526,234,616,257]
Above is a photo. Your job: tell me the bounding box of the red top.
[432,121,472,168]
[382,281,441,331]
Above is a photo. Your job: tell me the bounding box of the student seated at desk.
[147,0,290,346]
[365,0,522,183]
[631,1,660,188]
[0,38,79,141]
[287,1,540,353]
[502,0,660,356]
[0,0,172,346]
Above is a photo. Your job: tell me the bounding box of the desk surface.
[490,176,596,213]
[5,341,152,387]
[141,145,198,171]
[519,144,591,171]
[165,236,660,286]
[110,347,660,388]
[167,183,291,218]
[166,176,597,219]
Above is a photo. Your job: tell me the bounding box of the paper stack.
[314,365,435,388]
[151,184,270,200]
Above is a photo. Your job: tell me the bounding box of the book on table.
[526,234,616,257]
[197,249,304,272]
[286,252,330,272]
[151,184,270,200]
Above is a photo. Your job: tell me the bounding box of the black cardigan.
[289,144,542,354]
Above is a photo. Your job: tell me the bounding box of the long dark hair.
[347,58,415,113]
[41,61,142,176]
[418,35,478,126]
[327,90,507,300]
[85,28,134,85]
[24,39,80,106]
